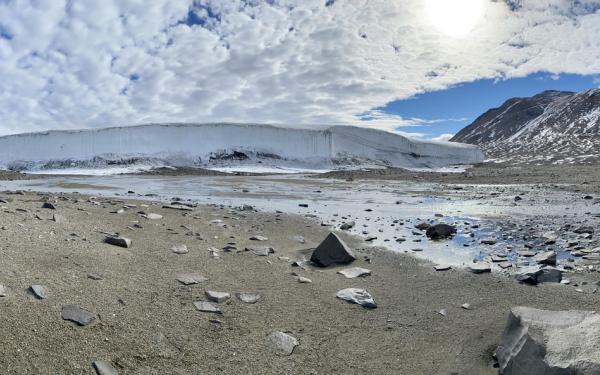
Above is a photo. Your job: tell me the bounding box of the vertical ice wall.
[0,123,483,169]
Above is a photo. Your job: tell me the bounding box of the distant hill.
[451,89,600,164]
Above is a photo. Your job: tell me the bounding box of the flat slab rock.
[310,232,356,267]
[336,288,377,309]
[176,273,208,285]
[93,360,118,375]
[104,236,131,248]
[497,306,600,374]
[193,301,221,314]
[31,284,48,299]
[269,331,299,355]
[467,263,491,274]
[245,246,274,256]
[61,304,97,326]
[205,290,230,303]
[171,244,189,254]
[337,267,371,278]
[235,292,261,304]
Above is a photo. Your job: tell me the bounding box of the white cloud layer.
[0,0,599,135]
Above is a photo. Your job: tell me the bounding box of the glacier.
[0,123,484,172]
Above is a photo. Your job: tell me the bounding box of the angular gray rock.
[193,301,221,314]
[31,284,48,299]
[61,304,97,326]
[250,235,268,241]
[205,290,230,303]
[337,267,371,278]
[171,244,188,254]
[42,202,56,209]
[245,246,274,256]
[93,360,118,375]
[104,236,131,248]
[425,224,457,240]
[497,306,600,374]
[336,288,377,309]
[533,250,557,266]
[269,331,299,355]
[467,263,491,274]
[145,213,163,220]
[515,266,562,285]
[176,273,208,285]
[310,232,356,267]
[235,292,261,304]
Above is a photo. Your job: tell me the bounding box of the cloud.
[430,133,455,142]
[0,0,599,135]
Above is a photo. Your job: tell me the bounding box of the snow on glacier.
[0,123,484,172]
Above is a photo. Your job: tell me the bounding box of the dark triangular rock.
[310,232,356,267]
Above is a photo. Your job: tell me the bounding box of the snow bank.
[0,123,484,171]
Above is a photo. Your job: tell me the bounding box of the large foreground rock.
[310,232,356,267]
[497,306,600,374]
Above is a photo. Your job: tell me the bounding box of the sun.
[425,0,485,38]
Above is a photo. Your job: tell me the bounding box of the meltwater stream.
[0,173,592,268]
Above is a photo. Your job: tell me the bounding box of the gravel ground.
[0,190,597,374]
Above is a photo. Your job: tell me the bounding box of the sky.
[1,0,600,138]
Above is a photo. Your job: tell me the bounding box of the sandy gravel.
[0,191,597,374]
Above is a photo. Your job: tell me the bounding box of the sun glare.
[425,0,485,38]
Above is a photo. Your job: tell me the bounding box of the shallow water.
[0,174,595,268]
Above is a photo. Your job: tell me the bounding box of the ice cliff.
[0,123,484,171]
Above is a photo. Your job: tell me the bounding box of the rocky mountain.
[451,89,600,164]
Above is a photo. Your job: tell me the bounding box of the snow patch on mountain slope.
[0,123,484,172]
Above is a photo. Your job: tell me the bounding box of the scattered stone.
[337,267,372,278]
[61,304,97,326]
[93,361,118,375]
[235,292,261,304]
[336,288,377,308]
[480,238,497,245]
[415,222,430,230]
[467,263,491,274]
[145,213,163,220]
[42,202,56,209]
[246,246,274,256]
[461,303,472,310]
[250,235,269,241]
[205,290,230,303]
[193,301,221,314]
[171,244,189,254]
[434,265,452,271]
[104,236,131,248]
[87,273,103,281]
[0,285,7,297]
[497,306,600,374]
[574,226,594,235]
[297,276,312,283]
[269,331,299,356]
[310,232,356,267]
[425,224,457,240]
[340,221,355,230]
[533,250,557,266]
[176,273,208,285]
[30,285,47,299]
[163,204,193,211]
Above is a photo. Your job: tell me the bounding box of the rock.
[52,213,65,223]
[415,222,430,230]
[246,246,274,256]
[193,301,221,314]
[145,213,163,220]
[104,236,131,248]
[176,273,208,285]
[163,204,193,211]
[461,303,472,310]
[269,331,299,356]
[297,276,312,283]
[480,238,497,245]
[434,265,452,271]
[514,266,544,285]
[533,250,557,266]
[250,235,268,241]
[61,304,97,326]
[574,226,594,234]
[171,244,188,254]
[93,361,118,375]
[467,263,491,274]
[425,224,457,240]
[42,202,56,209]
[336,288,377,308]
[235,292,261,304]
[537,268,563,283]
[337,267,371,278]
[205,290,230,303]
[292,235,306,244]
[340,221,355,230]
[514,196,522,201]
[30,285,48,299]
[87,273,104,280]
[310,232,356,267]
[497,306,600,374]
[0,284,7,297]
[438,309,447,317]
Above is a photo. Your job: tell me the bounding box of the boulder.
[310,233,356,267]
[425,224,457,240]
[497,306,600,374]
[533,250,557,266]
[515,266,562,285]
